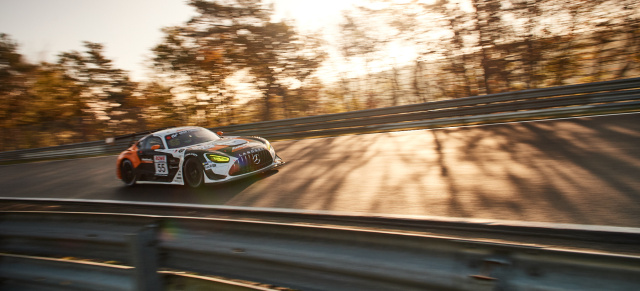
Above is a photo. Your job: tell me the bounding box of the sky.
[0,0,363,81]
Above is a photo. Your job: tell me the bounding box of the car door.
[137,136,170,180]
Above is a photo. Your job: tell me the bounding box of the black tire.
[183,158,204,188]
[120,159,137,186]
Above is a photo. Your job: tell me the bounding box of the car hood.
[184,137,266,156]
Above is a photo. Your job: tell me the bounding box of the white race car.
[116,126,284,187]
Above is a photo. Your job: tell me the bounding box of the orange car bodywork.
[116,143,141,179]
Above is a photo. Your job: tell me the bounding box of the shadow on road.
[424,114,640,226]
[114,170,281,205]
[2,114,639,227]
[211,114,640,227]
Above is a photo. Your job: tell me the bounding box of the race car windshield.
[164,128,221,149]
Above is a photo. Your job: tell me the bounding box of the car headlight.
[265,140,272,151]
[206,154,230,163]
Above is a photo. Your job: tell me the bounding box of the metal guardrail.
[0,132,147,164]
[214,82,640,138]
[2,199,640,291]
[0,254,276,291]
[3,197,640,247]
[1,77,639,163]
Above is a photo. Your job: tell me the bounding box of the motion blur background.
[1,0,639,151]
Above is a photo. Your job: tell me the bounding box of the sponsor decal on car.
[205,145,229,151]
[173,170,183,183]
[216,139,247,146]
[169,129,198,139]
[188,141,218,151]
[154,155,168,176]
[239,148,263,157]
[204,162,216,170]
[232,144,251,152]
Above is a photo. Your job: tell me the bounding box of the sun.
[271,0,439,31]
[271,0,362,31]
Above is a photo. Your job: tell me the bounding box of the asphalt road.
[2,113,639,227]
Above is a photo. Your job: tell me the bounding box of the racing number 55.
[154,155,168,176]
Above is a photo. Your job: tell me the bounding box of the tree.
[152,0,326,122]
[27,63,86,146]
[0,33,36,150]
[134,81,184,130]
[57,42,136,138]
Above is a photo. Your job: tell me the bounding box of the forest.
[1,0,639,151]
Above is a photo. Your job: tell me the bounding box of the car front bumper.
[203,156,285,185]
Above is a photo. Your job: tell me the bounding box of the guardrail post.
[128,223,162,291]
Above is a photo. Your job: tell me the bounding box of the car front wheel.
[183,158,204,188]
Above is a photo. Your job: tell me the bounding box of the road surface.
[2,113,639,227]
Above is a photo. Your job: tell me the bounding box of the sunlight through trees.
[1,0,639,150]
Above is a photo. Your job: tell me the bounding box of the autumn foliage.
[1,0,639,151]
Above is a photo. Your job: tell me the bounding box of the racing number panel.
[136,136,178,182]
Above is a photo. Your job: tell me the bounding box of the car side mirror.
[151,145,161,150]
[216,131,224,136]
